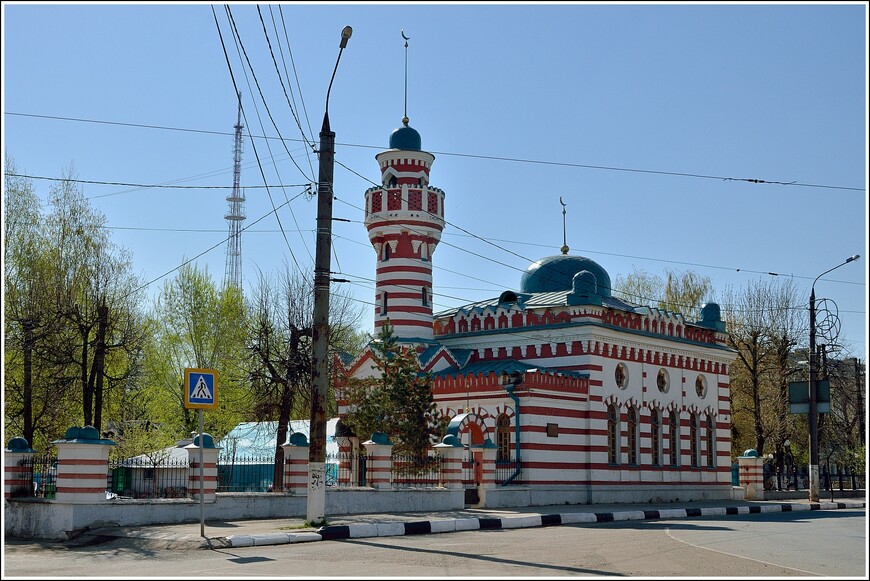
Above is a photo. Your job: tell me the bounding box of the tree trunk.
[93,305,109,431]
[22,319,35,446]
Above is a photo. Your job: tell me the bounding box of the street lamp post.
[807,254,860,502]
[308,25,352,524]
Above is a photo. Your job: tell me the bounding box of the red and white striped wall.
[365,148,444,341]
[54,442,114,503]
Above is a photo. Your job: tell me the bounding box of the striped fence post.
[477,438,499,506]
[185,433,221,503]
[362,432,394,490]
[737,450,765,500]
[52,426,116,503]
[432,435,464,490]
[281,432,309,495]
[4,437,36,498]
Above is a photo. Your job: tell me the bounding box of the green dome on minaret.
[389,116,421,150]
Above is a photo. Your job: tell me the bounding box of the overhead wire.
[216,5,304,268]
[257,4,316,180]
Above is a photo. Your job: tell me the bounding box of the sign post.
[184,368,218,538]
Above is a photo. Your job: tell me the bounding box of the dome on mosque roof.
[520,254,612,297]
[389,117,421,151]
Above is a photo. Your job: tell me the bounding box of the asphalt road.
[3,509,866,578]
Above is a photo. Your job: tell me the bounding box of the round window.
[656,368,669,393]
[615,363,628,390]
[695,375,707,398]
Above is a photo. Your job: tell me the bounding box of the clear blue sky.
[3,2,868,362]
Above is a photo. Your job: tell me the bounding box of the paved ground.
[55,497,866,551]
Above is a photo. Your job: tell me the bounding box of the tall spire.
[560,196,569,255]
[402,29,410,125]
[224,92,246,290]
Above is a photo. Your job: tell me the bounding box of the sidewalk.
[70,497,866,550]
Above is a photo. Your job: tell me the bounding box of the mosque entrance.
[446,412,486,506]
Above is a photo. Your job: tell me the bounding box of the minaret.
[364,118,445,342]
[363,32,445,342]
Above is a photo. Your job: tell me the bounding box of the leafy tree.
[721,278,804,461]
[245,264,365,488]
[4,157,75,448]
[143,262,248,438]
[614,266,712,319]
[342,320,443,456]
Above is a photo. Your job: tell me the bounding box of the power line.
[7,111,864,193]
[6,173,307,191]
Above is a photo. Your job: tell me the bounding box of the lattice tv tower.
[224,92,246,290]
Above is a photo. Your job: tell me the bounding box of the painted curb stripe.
[404,521,432,536]
[236,502,865,547]
[318,525,350,540]
[541,514,562,527]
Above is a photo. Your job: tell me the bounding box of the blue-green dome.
[389,118,421,151]
[520,255,612,297]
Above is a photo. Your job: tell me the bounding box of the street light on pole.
[807,254,859,502]
[308,25,352,525]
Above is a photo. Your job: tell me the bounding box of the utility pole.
[308,25,352,525]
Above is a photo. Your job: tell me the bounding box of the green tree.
[143,262,248,438]
[4,157,75,448]
[245,264,365,488]
[342,320,443,456]
[614,266,712,319]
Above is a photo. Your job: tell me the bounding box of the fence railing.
[328,450,366,487]
[763,464,866,493]
[13,450,58,499]
[217,453,275,492]
[495,458,522,485]
[107,454,190,499]
[391,453,443,488]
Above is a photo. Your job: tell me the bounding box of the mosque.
[336,113,738,504]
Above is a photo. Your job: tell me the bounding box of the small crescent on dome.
[401,30,410,41]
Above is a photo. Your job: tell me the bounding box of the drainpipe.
[501,373,523,486]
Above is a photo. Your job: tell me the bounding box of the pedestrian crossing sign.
[184,368,218,409]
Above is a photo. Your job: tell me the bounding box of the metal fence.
[11,450,58,499]
[328,450,367,487]
[495,459,522,485]
[107,454,190,499]
[391,453,443,488]
[763,464,866,493]
[217,453,275,492]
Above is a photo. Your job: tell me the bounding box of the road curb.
[224,501,866,548]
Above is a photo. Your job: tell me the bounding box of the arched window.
[383,244,391,261]
[422,286,428,307]
[668,410,680,467]
[626,406,638,465]
[496,414,511,463]
[607,404,620,465]
[650,409,661,467]
[705,413,715,467]
[690,413,700,468]
[381,292,388,315]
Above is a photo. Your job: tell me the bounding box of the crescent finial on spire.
[402,30,410,123]
[560,196,569,255]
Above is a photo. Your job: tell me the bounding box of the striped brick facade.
[362,439,394,490]
[4,450,34,498]
[365,148,444,341]
[281,443,309,495]
[54,441,115,503]
[185,445,219,503]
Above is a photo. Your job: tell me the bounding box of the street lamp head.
[340,26,353,48]
[846,254,860,263]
